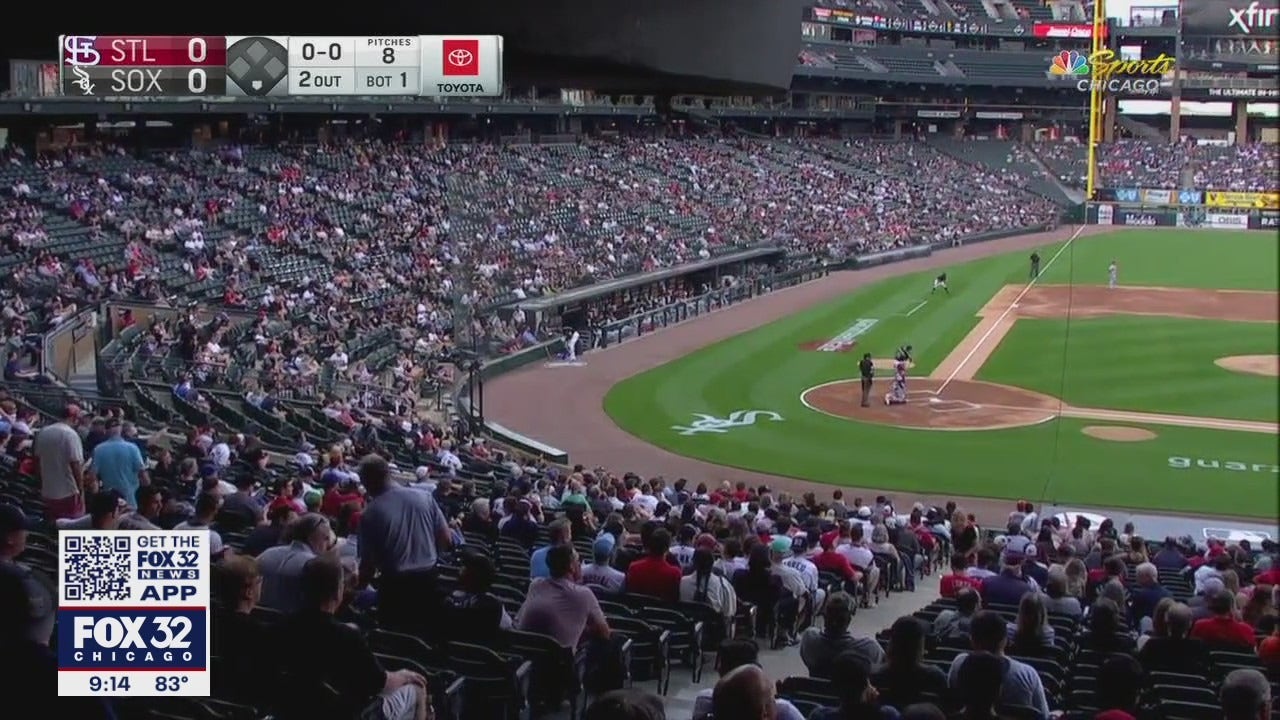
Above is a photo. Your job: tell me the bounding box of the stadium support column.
[1170,95,1182,142]
[1235,102,1249,145]
[1084,0,1108,201]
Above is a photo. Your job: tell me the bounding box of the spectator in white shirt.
[782,536,826,613]
[681,548,738,629]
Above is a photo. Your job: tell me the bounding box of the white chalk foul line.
[936,224,1086,396]
[904,300,928,317]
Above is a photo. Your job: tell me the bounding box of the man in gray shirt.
[258,514,335,613]
[947,611,1050,719]
[357,455,452,634]
[799,592,884,678]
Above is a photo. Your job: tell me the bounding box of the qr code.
[63,535,132,602]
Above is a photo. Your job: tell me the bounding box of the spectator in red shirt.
[941,553,983,599]
[624,528,681,602]
[813,534,860,585]
[1191,589,1257,647]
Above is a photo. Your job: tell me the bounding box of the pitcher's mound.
[1082,425,1157,442]
[801,378,1060,431]
[1215,355,1279,378]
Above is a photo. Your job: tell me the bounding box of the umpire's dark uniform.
[859,354,875,407]
[1030,252,1041,279]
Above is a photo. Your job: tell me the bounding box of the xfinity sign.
[1228,1,1279,33]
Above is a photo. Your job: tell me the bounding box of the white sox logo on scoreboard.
[59,35,504,98]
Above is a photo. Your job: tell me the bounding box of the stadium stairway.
[1116,115,1168,144]
[931,139,1076,206]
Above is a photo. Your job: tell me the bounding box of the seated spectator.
[946,611,1049,717]
[933,587,981,641]
[1128,562,1171,627]
[625,527,681,602]
[257,513,335,613]
[1137,596,1177,646]
[584,688,665,720]
[210,555,273,706]
[443,549,512,642]
[947,550,983,597]
[680,547,737,628]
[582,534,626,594]
[1085,654,1143,720]
[1258,616,1280,672]
[1081,599,1135,654]
[735,544,800,645]
[276,556,429,720]
[1138,601,1211,673]
[1240,584,1275,629]
[1041,566,1082,618]
[711,663,780,720]
[174,491,227,558]
[1191,588,1256,647]
[692,639,805,720]
[1007,592,1055,653]
[872,616,948,709]
[242,503,298,557]
[531,518,572,579]
[800,591,884,678]
[1220,668,1272,720]
[980,550,1036,607]
[516,544,611,649]
[809,651,901,719]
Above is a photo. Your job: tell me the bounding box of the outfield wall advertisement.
[1113,208,1176,226]
[1097,187,1280,209]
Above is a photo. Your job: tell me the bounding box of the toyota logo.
[447,49,473,67]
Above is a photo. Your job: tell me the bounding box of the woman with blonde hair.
[1138,596,1177,646]
[1064,558,1088,599]
[1008,591,1056,652]
[1123,535,1148,564]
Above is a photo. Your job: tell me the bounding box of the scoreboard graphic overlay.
[59,35,504,98]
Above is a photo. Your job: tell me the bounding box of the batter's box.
[905,389,938,399]
[927,397,982,413]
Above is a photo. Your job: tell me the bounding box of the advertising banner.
[1033,23,1096,39]
[1141,188,1174,205]
[1096,203,1115,225]
[1114,208,1174,226]
[1181,0,1279,37]
[1114,188,1141,203]
[1205,190,1280,210]
[1205,212,1252,229]
[918,109,961,119]
[1179,189,1205,205]
[1250,211,1280,230]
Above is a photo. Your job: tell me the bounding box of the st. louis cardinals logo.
[671,410,784,436]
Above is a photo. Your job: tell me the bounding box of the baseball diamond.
[488,227,1280,521]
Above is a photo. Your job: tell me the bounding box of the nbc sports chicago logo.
[1048,49,1172,96]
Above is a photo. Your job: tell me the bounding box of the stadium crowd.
[1,132,1278,720]
[1029,139,1280,192]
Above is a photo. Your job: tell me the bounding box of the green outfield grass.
[979,317,1279,421]
[1034,228,1279,290]
[602,229,1280,518]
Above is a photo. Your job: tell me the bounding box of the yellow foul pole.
[1084,0,1108,201]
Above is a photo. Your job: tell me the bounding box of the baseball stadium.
[2,1,1280,719]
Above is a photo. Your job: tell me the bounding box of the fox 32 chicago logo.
[57,531,211,697]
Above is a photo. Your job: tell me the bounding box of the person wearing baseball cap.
[0,502,54,647]
[783,535,826,615]
[581,534,625,594]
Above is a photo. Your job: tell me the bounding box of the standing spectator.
[515,544,611,649]
[625,527,681,602]
[257,514,335,613]
[800,592,884,678]
[946,611,1049,718]
[1191,589,1257,647]
[357,454,452,633]
[277,557,429,720]
[89,418,147,508]
[33,404,85,520]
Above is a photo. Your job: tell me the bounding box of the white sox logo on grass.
[672,410,784,436]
